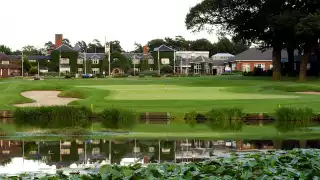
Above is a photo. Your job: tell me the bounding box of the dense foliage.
[184,111,198,127]
[205,107,244,132]
[100,108,138,129]
[275,107,314,132]
[4,149,320,179]
[13,106,92,129]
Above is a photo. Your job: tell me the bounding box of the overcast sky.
[0,0,218,52]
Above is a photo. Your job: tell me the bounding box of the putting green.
[77,85,299,100]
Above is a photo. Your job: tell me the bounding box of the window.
[194,63,201,74]
[92,59,99,64]
[78,148,84,155]
[148,59,154,64]
[134,68,140,72]
[242,64,250,72]
[132,59,140,64]
[60,149,70,155]
[92,68,100,74]
[231,63,236,71]
[60,58,69,64]
[307,63,311,70]
[92,148,100,155]
[77,59,83,64]
[161,58,170,64]
[270,64,273,69]
[1,61,9,65]
[78,68,83,74]
[91,140,100,144]
[29,60,36,63]
[254,63,265,70]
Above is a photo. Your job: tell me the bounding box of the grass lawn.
[1,76,320,114]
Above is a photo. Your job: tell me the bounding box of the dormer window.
[92,59,99,64]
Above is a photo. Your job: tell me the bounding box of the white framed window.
[29,60,36,63]
[92,68,100,74]
[194,63,201,74]
[1,61,9,65]
[132,59,140,64]
[150,68,153,71]
[60,149,70,155]
[254,63,265,70]
[231,63,236,71]
[161,58,170,64]
[134,68,140,72]
[92,148,100,155]
[270,64,273,69]
[78,68,83,74]
[60,58,69,64]
[148,59,154,64]
[92,59,99,64]
[77,59,83,64]
[242,64,250,72]
[78,148,84,155]
[307,63,311,70]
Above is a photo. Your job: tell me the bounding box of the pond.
[0,138,319,176]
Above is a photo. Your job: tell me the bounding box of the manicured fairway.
[78,85,298,100]
[1,76,320,114]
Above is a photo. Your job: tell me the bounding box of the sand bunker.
[296,91,320,95]
[15,91,79,107]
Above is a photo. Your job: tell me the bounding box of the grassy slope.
[1,76,320,114]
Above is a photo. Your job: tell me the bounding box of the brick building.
[0,53,21,78]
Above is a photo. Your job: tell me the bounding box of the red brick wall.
[55,34,63,48]
[234,61,272,71]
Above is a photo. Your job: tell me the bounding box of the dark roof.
[73,44,81,52]
[78,53,105,60]
[231,48,299,61]
[0,53,10,61]
[7,55,21,60]
[27,55,51,60]
[211,60,229,66]
[153,45,175,52]
[122,52,153,60]
[55,44,75,52]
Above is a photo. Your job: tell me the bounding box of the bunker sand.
[15,91,79,107]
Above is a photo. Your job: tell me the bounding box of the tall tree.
[148,39,166,52]
[88,39,103,53]
[44,41,54,51]
[0,45,12,55]
[22,45,40,55]
[75,41,88,52]
[133,42,143,53]
[110,40,123,53]
[62,38,71,47]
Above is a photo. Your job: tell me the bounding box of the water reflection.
[0,139,319,175]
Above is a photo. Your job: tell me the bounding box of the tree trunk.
[299,52,309,81]
[272,48,282,80]
[287,48,295,77]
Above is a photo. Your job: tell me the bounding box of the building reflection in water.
[0,139,318,175]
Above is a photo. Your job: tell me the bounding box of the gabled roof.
[190,56,210,63]
[153,45,175,52]
[73,44,82,52]
[0,53,10,61]
[231,48,298,61]
[78,53,105,60]
[55,44,75,52]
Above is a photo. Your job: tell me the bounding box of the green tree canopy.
[0,45,12,55]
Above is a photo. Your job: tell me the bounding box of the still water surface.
[0,139,319,175]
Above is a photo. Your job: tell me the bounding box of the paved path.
[15,91,79,107]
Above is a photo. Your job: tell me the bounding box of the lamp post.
[21,50,24,78]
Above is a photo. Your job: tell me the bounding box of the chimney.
[55,34,63,48]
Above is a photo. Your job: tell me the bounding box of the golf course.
[1,75,320,140]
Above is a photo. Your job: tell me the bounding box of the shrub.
[65,75,72,79]
[113,74,129,78]
[139,74,145,78]
[184,111,197,127]
[13,106,92,129]
[160,65,173,74]
[152,74,162,77]
[29,67,38,75]
[100,108,138,129]
[205,107,244,132]
[140,70,157,76]
[275,107,314,132]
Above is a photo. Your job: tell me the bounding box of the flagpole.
[108,43,111,76]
